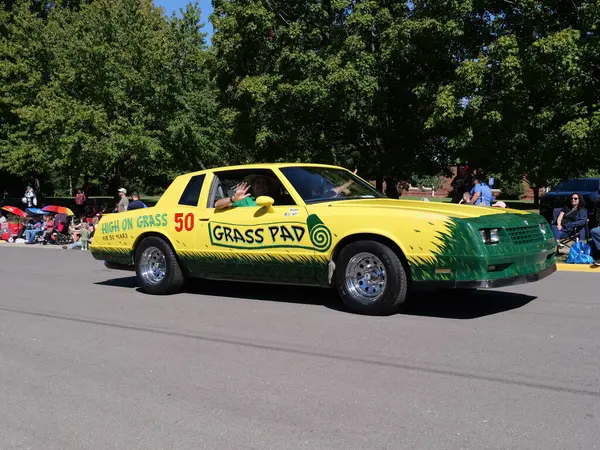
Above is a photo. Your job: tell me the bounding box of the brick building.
[397,167,537,200]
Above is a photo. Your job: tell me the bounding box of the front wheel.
[334,240,408,315]
[135,236,185,295]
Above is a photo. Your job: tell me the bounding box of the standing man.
[127,192,147,210]
[117,188,129,212]
[23,186,37,208]
[450,165,472,204]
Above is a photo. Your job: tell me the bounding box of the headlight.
[479,229,487,244]
[539,223,547,235]
[489,229,500,243]
[480,228,500,244]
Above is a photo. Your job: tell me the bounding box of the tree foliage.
[211,0,482,182]
[0,0,221,194]
[431,0,600,205]
[1,0,600,202]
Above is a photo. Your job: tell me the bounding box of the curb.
[556,263,600,273]
[0,242,62,250]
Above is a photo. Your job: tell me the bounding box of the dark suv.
[539,178,600,227]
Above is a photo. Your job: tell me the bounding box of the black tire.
[334,240,408,315]
[135,236,185,295]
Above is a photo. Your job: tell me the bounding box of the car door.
[193,168,320,284]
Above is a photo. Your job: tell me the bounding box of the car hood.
[317,198,535,220]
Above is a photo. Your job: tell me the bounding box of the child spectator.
[41,215,54,241]
[79,223,91,251]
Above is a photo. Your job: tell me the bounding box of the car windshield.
[281,167,385,203]
[553,179,600,193]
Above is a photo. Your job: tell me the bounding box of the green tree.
[431,1,600,207]
[210,1,481,186]
[0,0,54,190]
[0,0,222,195]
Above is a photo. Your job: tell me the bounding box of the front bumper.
[413,263,557,290]
[454,263,556,289]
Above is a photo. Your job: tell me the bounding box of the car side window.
[209,169,296,207]
[179,174,206,207]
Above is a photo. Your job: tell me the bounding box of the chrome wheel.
[344,252,387,303]
[139,246,166,285]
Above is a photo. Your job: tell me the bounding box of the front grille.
[506,226,545,245]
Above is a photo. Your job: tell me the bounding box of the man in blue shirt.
[470,174,493,206]
[127,193,147,210]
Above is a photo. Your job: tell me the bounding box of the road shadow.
[404,289,537,319]
[95,276,138,289]
[95,275,536,319]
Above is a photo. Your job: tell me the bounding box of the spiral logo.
[310,224,332,252]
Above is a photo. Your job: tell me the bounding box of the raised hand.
[232,182,251,202]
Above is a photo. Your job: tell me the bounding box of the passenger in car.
[215,174,275,210]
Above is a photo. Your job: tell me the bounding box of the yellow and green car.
[91,163,556,315]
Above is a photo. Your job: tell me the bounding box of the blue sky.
[155,0,214,37]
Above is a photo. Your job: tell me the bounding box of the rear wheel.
[334,240,408,315]
[135,236,185,295]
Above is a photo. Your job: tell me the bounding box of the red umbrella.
[1,205,26,218]
[42,205,75,216]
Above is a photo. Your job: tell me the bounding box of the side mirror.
[256,196,275,212]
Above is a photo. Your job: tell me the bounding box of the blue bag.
[566,241,594,264]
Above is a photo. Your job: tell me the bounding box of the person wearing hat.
[116,188,129,213]
[215,174,274,210]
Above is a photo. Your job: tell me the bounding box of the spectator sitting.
[127,192,147,210]
[552,193,587,243]
[41,215,54,241]
[25,216,43,243]
[69,218,86,243]
[64,217,97,250]
[470,173,493,206]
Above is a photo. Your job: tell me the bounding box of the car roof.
[183,163,347,178]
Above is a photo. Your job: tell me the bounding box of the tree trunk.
[532,185,540,209]
[384,177,399,199]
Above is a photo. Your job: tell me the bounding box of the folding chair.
[552,207,590,247]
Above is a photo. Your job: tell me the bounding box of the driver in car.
[312,169,358,199]
[215,174,274,210]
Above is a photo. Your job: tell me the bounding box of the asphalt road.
[0,245,598,449]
